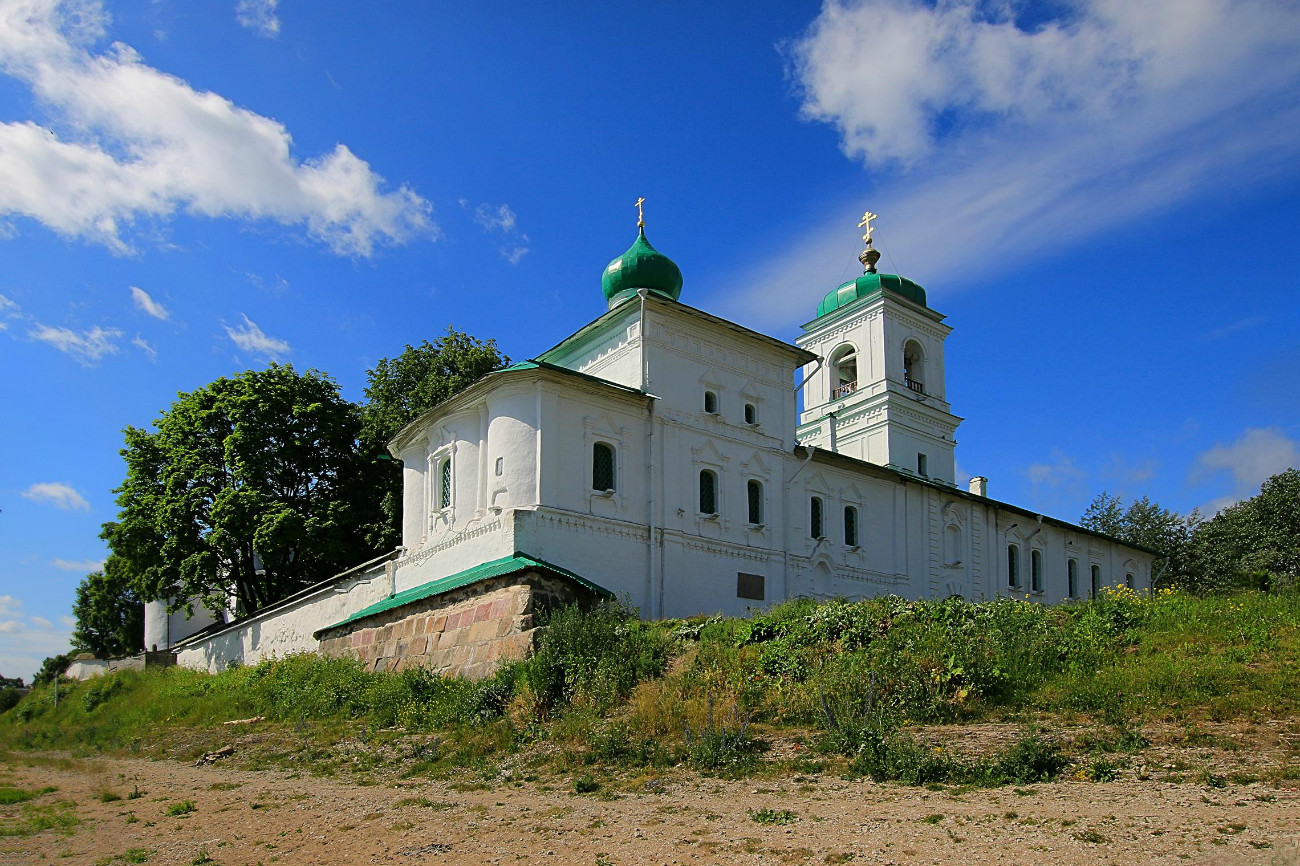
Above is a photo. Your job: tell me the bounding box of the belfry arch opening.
[903,340,926,394]
[830,344,858,399]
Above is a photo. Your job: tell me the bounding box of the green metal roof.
[314,552,613,637]
[816,272,927,318]
[601,228,683,309]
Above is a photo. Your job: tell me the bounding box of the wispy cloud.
[718,0,1300,329]
[131,333,157,361]
[29,322,122,365]
[0,594,73,683]
[224,313,289,359]
[130,285,169,320]
[51,557,105,572]
[1191,426,1300,514]
[236,0,280,38]
[470,201,530,264]
[1203,315,1267,341]
[0,0,432,256]
[21,481,89,510]
[0,595,19,617]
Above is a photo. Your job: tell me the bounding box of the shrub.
[518,601,668,713]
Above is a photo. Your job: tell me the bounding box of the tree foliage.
[359,328,509,547]
[1083,468,1300,592]
[361,327,509,446]
[70,551,144,658]
[1191,468,1300,592]
[32,653,73,687]
[106,364,386,617]
[1081,492,1200,588]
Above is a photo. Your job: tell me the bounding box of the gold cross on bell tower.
[857,210,882,273]
[858,211,877,246]
[635,197,646,229]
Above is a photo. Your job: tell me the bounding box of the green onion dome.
[601,228,683,309]
[816,271,927,318]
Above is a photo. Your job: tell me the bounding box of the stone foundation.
[317,570,593,680]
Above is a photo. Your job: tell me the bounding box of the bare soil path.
[2,751,1297,866]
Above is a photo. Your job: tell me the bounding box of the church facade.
[155,212,1157,675]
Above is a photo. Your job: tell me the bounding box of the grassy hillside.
[3,588,1299,787]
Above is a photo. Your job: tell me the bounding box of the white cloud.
[224,313,289,358]
[0,292,16,313]
[1025,450,1085,489]
[21,481,90,510]
[0,607,73,683]
[131,333,157,360]
[29,322,121,364]
[0,595,20,617]
[471,201,530,264]
[0,0,432,256]
[29,616,52,629]
[236,0,279,38]
[130,285,169,320]
[719,0,1300,329]
[1192,426,1300,513]
[50,557,104,571]
[58,615,75,628]
[0,620,20,635]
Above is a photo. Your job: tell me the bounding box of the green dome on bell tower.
[601,198,683,309]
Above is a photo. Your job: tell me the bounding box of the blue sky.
[1,0,1298,681]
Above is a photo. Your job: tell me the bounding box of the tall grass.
[3,589,1297,781]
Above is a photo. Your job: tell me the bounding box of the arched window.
[1068,558,1079,598]
[1125,572,1135,590]
[1031,548,1043,593]
[903,340,926,394]
[744,402,758,425]
[1007,543,1020,588]
[1091,564,1101,597]
[438,457,452,510]
[830,344,858,399]
[592,442,615,491]
[747,479,763,525]
[810,496,825,539]
[703,390,718,414]
[699,469,718,515]
[844,505,858,546]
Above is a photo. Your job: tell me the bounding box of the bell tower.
[795,212,962,483]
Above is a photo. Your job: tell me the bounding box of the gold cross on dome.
[635,197,646,228]
[858,210,878,245]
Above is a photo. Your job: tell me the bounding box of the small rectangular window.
[438,457,452,510]
[744,403,757,424]
[1125,572,1135,589]
[747,479,763,525]
[917,453,928,476]
[810,496,824,539]
[699,469,718,515]
[844,505,858,546]
[592,442,615,491]
[1007,543,1020,588]
[703,390,718,414]
[1068,558,1078,598]
[737,572,765,600]
[494,456,503,477]
[1031,548,1043,593]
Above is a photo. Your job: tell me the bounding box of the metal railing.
[831,381,857,399]
[905,378,926,394]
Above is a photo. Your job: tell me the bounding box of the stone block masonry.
[316,570,596,680]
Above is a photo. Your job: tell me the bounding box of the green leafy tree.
[359,328,509,547]
[107,364,386,617]
[70,551,144,658]
[1081,492,1200,589]
[1190,468,1300,591]
[32,653,72,687]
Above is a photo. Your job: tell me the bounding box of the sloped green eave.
[313,553,613,637]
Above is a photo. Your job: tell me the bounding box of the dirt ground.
[2,747,1297,866]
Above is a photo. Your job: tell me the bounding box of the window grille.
[699,470,718,515]
[592,442,615,491]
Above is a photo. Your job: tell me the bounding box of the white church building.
[152,211,1157,676]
